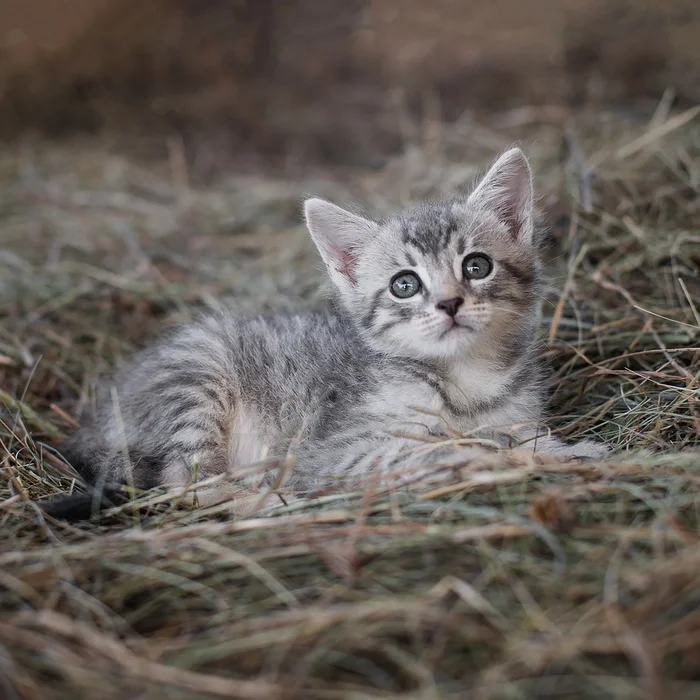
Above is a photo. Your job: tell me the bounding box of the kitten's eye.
[462,254,493,280]
[390,271,422,298]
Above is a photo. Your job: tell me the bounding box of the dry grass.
[1,103,700,699]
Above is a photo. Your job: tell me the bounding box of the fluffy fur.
[49,148,608,517]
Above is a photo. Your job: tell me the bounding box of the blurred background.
[1,0,699,448]
[1,0,699,171]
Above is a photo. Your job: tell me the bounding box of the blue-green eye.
[462,253,492,280]
[390,271,422,298]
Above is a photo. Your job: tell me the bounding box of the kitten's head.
[304,148,541,363]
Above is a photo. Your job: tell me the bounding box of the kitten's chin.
[366,321,479,362]
[431,330,476,359]
[403,331,477,362]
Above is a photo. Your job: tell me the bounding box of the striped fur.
[61,148,607,512]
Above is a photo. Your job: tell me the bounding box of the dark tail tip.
[38,485,129,522]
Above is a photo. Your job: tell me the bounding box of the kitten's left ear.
[468,148,534,244]
[304,198,379,290]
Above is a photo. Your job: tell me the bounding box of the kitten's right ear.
[304,198,378,289]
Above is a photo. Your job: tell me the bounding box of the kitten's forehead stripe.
[397,205,460,259]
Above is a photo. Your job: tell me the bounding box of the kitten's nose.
[436,297,464,317]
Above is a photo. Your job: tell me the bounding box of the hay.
[1,105,700,698]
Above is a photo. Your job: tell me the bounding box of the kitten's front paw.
[567,439,611,462]
[534,436,610,462]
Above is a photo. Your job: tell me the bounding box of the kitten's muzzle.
[436,296,464,318]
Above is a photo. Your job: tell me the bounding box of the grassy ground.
[1,104,700,699]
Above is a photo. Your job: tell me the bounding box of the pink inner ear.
[335,247,358,283]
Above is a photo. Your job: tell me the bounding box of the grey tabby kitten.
[48,148,607,518]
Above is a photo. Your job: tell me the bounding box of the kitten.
[43,148,607,519]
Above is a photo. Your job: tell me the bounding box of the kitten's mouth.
[441,319,475,337]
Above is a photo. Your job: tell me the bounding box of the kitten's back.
[63,306,378,489]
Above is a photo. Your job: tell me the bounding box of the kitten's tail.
[37,441,132,521]
[38,484,129,522]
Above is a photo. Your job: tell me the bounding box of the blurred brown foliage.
[1,0,699,164]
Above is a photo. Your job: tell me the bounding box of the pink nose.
[436,297,464,317]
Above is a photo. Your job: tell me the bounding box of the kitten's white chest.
[439,358,524,435]
[446,359,513,409]
[372,359,516,437]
